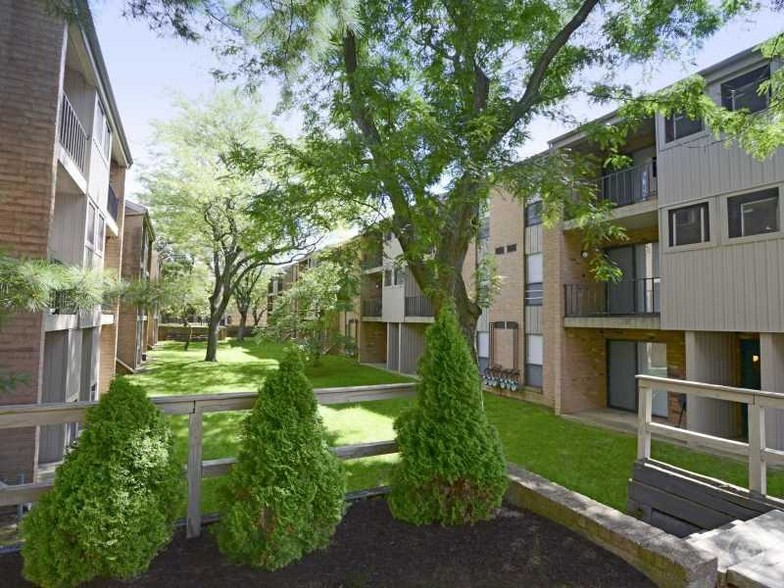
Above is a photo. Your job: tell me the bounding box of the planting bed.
[0,497,652,587]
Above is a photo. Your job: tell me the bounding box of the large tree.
[125,1,783,345]
[141,92,329,361]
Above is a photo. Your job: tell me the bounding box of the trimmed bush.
[22,379,183,587]
[389,304,507,525]
[215,347,345,569]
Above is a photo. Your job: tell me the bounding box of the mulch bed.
[1,498,653,587]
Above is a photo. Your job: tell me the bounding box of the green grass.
[127,340,783,515]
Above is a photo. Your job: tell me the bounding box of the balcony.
[564,278,660,329]
[361,253,383,271]
[361,298,382,318]
[404,295,434,318]
[49,289,77,315]
[59,95,89,175]
[600,162,656,208]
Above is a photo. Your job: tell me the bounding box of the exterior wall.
[400,323,426,374]
[0,1,67,484]
[761,333,784,449]
[117,211,144,370]
[358,321,386,363]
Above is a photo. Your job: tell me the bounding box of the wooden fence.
[636,375,784,495]
[0,382,416,538]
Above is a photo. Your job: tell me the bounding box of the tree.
[265,247,360,365]
[233,265,270,341]
[141,92,330,361]
[389,304,507,525]
[216,346,344,569]
[119,1,783,348]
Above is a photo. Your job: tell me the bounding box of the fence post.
[747,400,767,496]
[637,384,652,460]
[186,410,203,538]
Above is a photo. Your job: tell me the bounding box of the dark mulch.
[0,498,653,587]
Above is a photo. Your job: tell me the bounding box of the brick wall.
[0,1,67,483]
[358,321,387,363]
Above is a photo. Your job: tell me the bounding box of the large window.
[664,112,703,143]
[668,203,710,246]
[728,188,780,238]
[525,253,543,306]
[721,65,770,113]
[86,203,96,247]
[525,200,542,226]
[525,334,543,388]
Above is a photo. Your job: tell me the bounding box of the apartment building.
[543,44,784,449]
[117,200,158,373]
[0,0,132,484]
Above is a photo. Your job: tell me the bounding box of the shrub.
[388,304,507,525]
[215,346,345,569]
[22,379,183,587]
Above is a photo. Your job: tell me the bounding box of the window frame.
[668,202,710,247]
[525,334,543,389]
[525,200,542,226]
[664,112,703,143]
[727,187,780,240]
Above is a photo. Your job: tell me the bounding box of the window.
[95,215,105,254]
[393,267,406,286]
[94,103,112,160]
[525,200,542,226]
[721,65,770,113]
[525,334,543,388]
[525,253,543,306]
[86,203,96,247]
[506,244,517,253]
[728,188,779,238]
[494,246,505,255]
[384,269,393,286]
[664,112,703,143]
[479,217,490,240]
[668,203,710,246]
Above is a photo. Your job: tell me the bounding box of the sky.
[90,1,783,200]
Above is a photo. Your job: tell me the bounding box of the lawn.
[127,339,783,515]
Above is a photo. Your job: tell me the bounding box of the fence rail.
[58,94,88,174]
[0,382,416,538]
[636,375,784,497]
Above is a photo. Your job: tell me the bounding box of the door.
[608,340,668,416]
[739,338,761,439]
[39,331,68,464]
[607,247,635,314]
[608,341,638,411]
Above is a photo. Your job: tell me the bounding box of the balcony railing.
[361,298,382,317]
[404,295,434,317]
[564,277,660,318]
[601,162,657,207]
[59,94,88,174]
[107,186,120,222]
[361,254,383,270]
[49,289,76,315]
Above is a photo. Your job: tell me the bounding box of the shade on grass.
[126,340,783,514]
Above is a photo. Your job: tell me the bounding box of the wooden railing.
[636,375,784,496]
[0,382,415,538]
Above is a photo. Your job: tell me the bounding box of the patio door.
[607,340,668,417]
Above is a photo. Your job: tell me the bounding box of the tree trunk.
[205,315,220,362]
[237,310,248,342]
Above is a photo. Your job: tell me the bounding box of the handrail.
[635,374,784,498]
[600,161,657,207]
[58,94,88,174]
[0,382,416,538]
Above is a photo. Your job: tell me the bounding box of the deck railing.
[58,94,88,174]
[0,382,416,538]
[600,162,657,207]
[361,298,382,317]
[564,277,660,317]
[636,375,784,496]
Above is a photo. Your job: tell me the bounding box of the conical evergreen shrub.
[389,304,507,525]
[215,346,345,569]
[21,379,183,588]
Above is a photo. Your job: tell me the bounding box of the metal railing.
[636,375,784,496]
[107,186,119,222]
[361,253,383,270]
[361,298,382,317]
[564,277,660,317]
[0,382,416,538]
[58,94,88,174]
[49,289,76,315]
[404,295,434,317]
[601,162,657,207]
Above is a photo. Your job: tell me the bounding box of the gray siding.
[387,323,399,372]
[660,234,784,332]
[400,324,426,374]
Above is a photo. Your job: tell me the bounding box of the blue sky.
[91,1,783,199]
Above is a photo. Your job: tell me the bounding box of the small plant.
[21,379,183,588]
[216,346,345,569]
[389,303,508,525]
